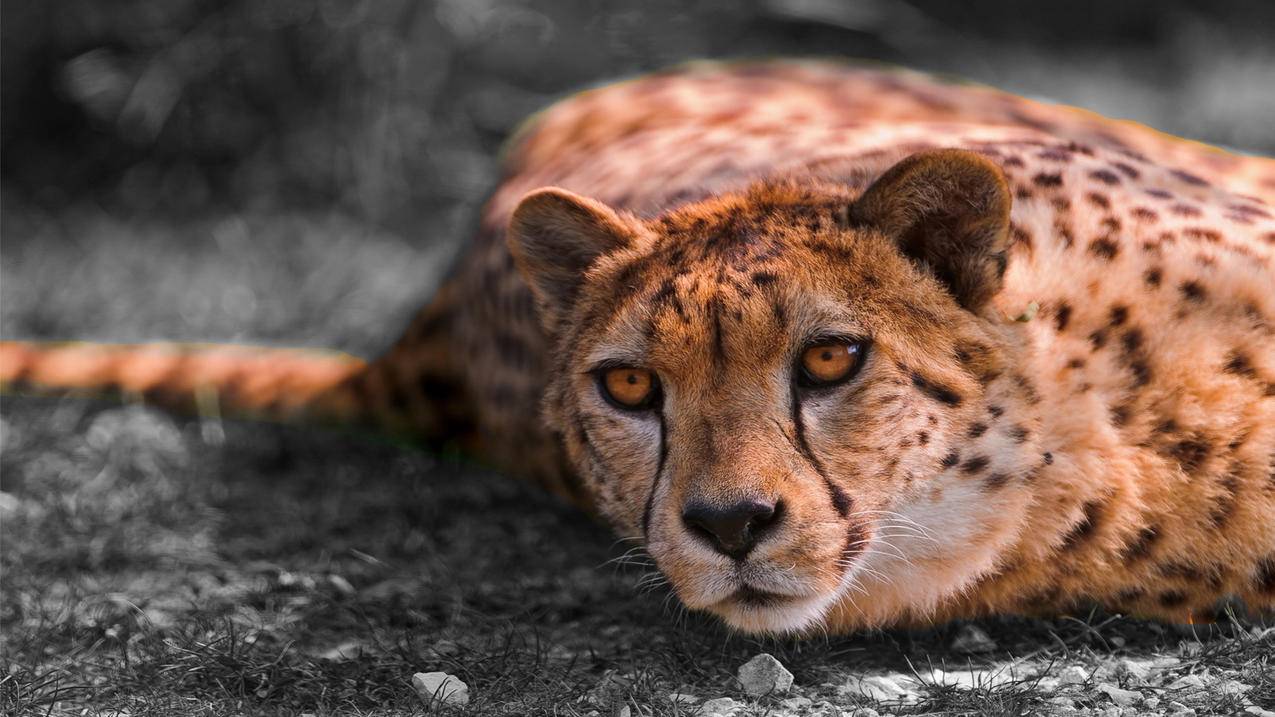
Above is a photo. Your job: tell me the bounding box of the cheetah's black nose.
[682,499,782,559]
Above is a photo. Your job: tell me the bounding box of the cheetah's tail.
[0,340,417,434]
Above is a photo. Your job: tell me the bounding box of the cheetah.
[4,60,1274,635]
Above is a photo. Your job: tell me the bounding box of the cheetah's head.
[508,150,1043,634]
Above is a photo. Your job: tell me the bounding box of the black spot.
[917,430,930,446]
[1010,425,1030,443]
[1088,329,1107,350]
[940,451,961,469]
[1144,268,1163,287]
[1060,500,1103,550]
[1170,169,1208,187]
[1167,437,1211,475]
[751,271,778,287]
[1086,191,1111,209]
[1033,172,1063,187]
[1113,162,1140,179]
[1088,238,1119,260]
[1209,470,1241,528]
[1179,281,1206,302]
[1223,350,1256,378]
[1109,305,1129,326]
[1054,303,1072,332]
[1120,525,1159,562]
[1042,451,1054,465]
[988,405,1005,418]
[968,422,988,438]
[1158,591,1188,608]
[911,372,962,406]
[1089,169,1120,185]
[961,455,990,474]
[984,472,1010,490]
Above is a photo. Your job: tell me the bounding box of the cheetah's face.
[510,151,1038,633]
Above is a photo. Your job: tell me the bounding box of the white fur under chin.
[713,588,843,635]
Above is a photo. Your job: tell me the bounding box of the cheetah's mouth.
[704,523,873,633]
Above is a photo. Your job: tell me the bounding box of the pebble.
[1096,682,1142,707]
[839,674,918,703]
[737,653,794,696]
[843,709,879,717]
[412,671,470,706]
[699,697,744,716]
[1114,658,1151,683]
[1057,665,1091,685]
[780,696,813,710]
[1166,701,1196,716]
[1167,674,1207,690]
[950,623,998,654]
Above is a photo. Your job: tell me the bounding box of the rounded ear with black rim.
[851,149,1012,312]
[508,187,638,330]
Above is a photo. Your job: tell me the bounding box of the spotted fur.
[3,60,1273,635]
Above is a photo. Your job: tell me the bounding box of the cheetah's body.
[6,61,1274,634]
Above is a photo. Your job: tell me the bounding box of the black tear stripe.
[641,410,669,538]
[789,383,852,518]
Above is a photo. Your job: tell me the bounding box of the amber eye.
[599,367,659,410]
[797,340,866,388]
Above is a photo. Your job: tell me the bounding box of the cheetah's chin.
[710,587,843,635]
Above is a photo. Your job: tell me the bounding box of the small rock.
[840,674,918,703]
[1114,658,1151,683]
[738,653,794,696]
[1167,673,1207,690]
[327,574,356,596]
[1245,707,1275,717]
[1166,701,1196,716]
[1047,695,1076,709]
[781,696,813,710]
[1143,697,1160,710]
[699,697,744,716]
[950,623,997,654]
[1058,665,1091,685]
[616,707,631,717]
[1096,682,1142,707]
[842,709,879,717]
[412,671,470,706]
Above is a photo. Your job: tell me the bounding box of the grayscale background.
[3,2,1273,715]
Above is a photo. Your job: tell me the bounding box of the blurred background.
[2,0,1273,353]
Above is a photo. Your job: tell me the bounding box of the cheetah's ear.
[851,149,1011,312]
[509,187,638,329]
